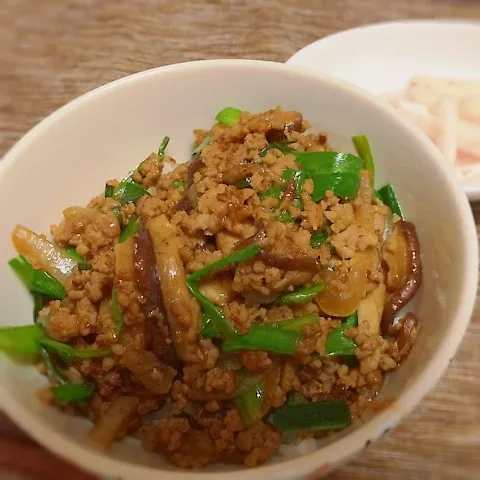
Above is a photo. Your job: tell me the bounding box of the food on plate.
[0,108,422,468]
[383,75,480,178]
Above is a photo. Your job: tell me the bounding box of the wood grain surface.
[1,1,479,479]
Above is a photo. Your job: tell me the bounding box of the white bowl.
[0,60,477,480]
[286,20,480,201]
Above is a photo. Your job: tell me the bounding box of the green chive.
[63,247,85,263]
[187,283,236,340]
[192,135,212,157]
[187,245,261,284]
[376,184,403,218]
[259,185,283,201]
[104,184,114,198]
[234,381,264,427]
[172,181,186,189]
[119,219,139,243]
[275,313,320,331]
[352,135,375,183]
[113,180,148,205]
[0,324,44,356]
[271,399,351,431]
[277,210,295,223]
[38,337,111,359]
[280,282,327,305]
[157,136,170,157]
[221,324,299,355]
[325,313,358,356]
[234,177,252,189]
[51,382,95,404]
[9,256,66,299]
[310,225,332,248]
[41,347,68,385]
[215,107,242,127]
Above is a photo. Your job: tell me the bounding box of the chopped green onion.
[344,313,358,328]
[104,184,114,198]
[352,135,375,183]
[111,288,123,335]
[172,181,185,189]
[0,324,44,356]
[51,382,95,404]
[271,399,351,431]
[343,355,359,368]
[9,256,34,289]
[41,347,68,385]
[259,185,283,201]
[33,292,46,322]
[275,313,319,332]
[234,382,264,427]
[9,256,67,300]
[260,141,295,157]
[38,337,111,359]
[295,151,363,201]
[113,180,148,205]
[282,168,297,182]
[157,136,170,157]
[222,324,298,355]
[31,270,67,300]
[215,107,241,127]
[112,205,122,224]
[64,247,92,271]
[192,135,212,157]
[280,282,327,305]
[325,313,358,356]
[200,312,219,338]
[286,393,308,407]
[78,263,93,271]
[277,210,295,223]
[234,177,252,189]
[187,283,236,339]
[63,247,85,263]
[377,184,403,218]
[310,225,332,248]
[187,245,261,284]
[119,219,139,243]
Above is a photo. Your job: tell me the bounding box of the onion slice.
[12,224,77,286]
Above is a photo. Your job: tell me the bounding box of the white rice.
[278,438,318,457]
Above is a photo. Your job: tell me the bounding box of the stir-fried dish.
[0,107,422,468]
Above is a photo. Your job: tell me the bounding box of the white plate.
[287,20,480,201]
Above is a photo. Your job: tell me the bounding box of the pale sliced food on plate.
[383,76,480,180]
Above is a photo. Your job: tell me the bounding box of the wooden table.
[1,1,479,479]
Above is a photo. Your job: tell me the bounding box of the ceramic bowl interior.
[0,60,477,480]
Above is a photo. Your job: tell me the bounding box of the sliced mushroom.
[381,221,422,334]
[147,215,203,363]
[279,181,296,210]
[121,347,177,395]
[133,224,159,315]
[173,152,204,211]
[234,229,318,272]
[357,283,386,336]
[133,225,177,364]
[316,248,377,317]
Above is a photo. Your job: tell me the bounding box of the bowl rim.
[0,58,477,480]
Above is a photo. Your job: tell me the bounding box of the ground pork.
[27,108,421,471]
